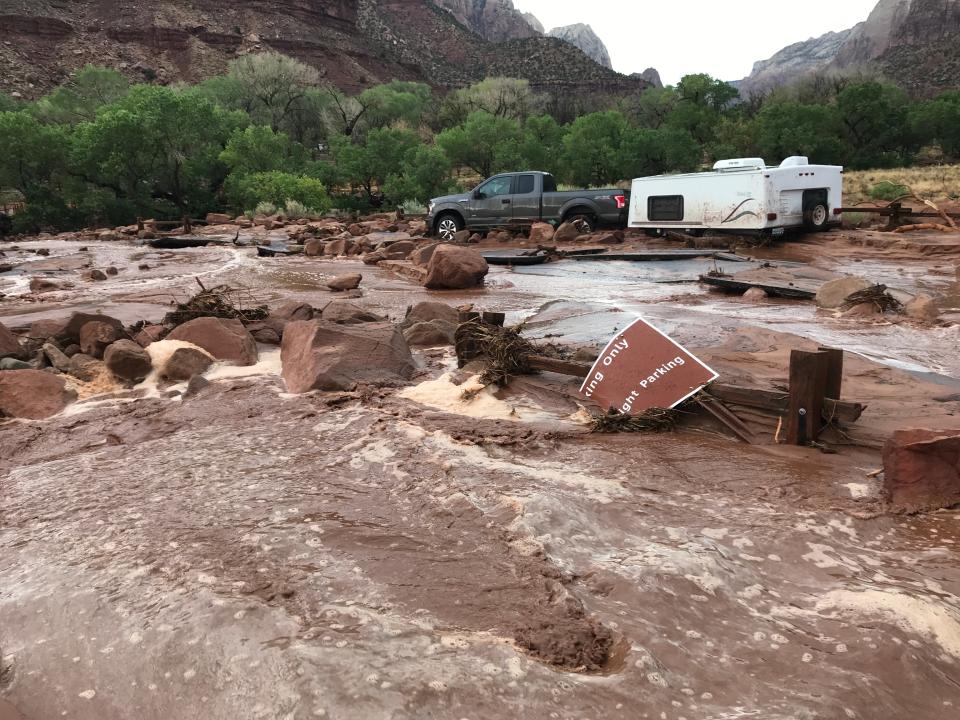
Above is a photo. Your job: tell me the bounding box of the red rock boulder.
[0,321,24,359]
[883,429,960,512]
[79,320,121,359]
[281,320,415,393]
[424,245,489,290]
[104,340,153,384]
[529,222,555,244]
[167,317,258,366]
[0,369,75,419]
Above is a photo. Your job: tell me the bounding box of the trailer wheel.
[804,203,829,231]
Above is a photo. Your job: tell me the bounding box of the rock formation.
[430,0,541,41]
[738,28,857,97]
[547,24,613,69]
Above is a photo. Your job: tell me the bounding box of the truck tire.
[804,203,829,231]
[565,212,596,234]
[435,213,464,241]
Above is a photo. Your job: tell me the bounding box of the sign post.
[579,317,719,415]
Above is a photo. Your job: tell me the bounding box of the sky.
[513,0,878,84]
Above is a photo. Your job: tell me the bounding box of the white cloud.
[513,0,878,84]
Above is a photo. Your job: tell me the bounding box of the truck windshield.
[543,174,557,192]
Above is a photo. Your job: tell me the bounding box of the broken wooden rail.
[838,203,960,231]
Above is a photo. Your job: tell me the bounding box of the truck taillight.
[614,195,627,210]
[767,213,778,221]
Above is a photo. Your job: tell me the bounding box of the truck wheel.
[804,203,829,231]
[566,213,596,234]
[436,213,463,241]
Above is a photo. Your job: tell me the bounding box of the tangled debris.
[455,320,538,387]
[841,284,904,314]
[591,407,684,433]
[164,280,269,326]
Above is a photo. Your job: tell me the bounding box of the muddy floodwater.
[2,233,960,719]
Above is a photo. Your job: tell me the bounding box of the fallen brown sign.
[579,317,718,415]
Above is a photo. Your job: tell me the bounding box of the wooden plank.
[573,250,749,262]
[698,275,817,300]
[695,396,755,443]
[482,312,506,327]
[818,347,844,399]
[786,350,829,445]
[527,355,593,377]
[706,384,864,423]
[837,207,960,219]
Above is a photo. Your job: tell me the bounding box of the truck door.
[467,175,514,229]
[510,173,541,225]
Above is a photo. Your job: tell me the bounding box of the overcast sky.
[513,0,878,84]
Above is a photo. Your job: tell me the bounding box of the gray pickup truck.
[426,171,629,241]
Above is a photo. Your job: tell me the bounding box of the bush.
[225,171,331,215]
[283,200,311,219]
[869,180,910,201]
[254,201,278,216]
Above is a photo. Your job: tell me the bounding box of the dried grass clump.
[841,284,904,314]
[164,281,269,326]
[591,407,682,433]
[456,320,538,387]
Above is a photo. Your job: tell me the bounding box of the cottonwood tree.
[32,66,129,124]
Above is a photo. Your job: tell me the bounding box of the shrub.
[868,180,910,201]
[225,171,331,215]
[254,201,277,216]
[283,199,311,219]
[400,199,428,216]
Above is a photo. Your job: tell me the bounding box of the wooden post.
[885,202,903,231]
[818,347,844,400]
[137,216,144,232]
[786,350,830,445]
[481,311,505,327]
[183,215,192,234]
[455,311,483,368]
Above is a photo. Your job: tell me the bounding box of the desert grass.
[845,165,960,204]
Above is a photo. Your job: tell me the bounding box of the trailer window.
[648,195,684,221]
[515,174,536,194]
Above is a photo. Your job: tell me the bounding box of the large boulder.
[167,317,258,366]
[529,222,555,244]
[403,320,456,347]
[883,429,960,512]
[905,294,940,323]
[162,346,214,382]
[409,242,441,266]
[327,273,362,292]
[402,301,459,328]
[272,302,315,322]
[104,340,153,383]
[304,238,325,257]
[0,321,24,359]
[205,213,233,224]
[554,221,581,243]
[815,277,873,309]
[424,245,489,290]
[281,320,415,393]
[324,237,354,256]
[58,313,125,346]
[321,301,386,325]
[379,240,416,260]
[79,320,121,359]
[0,370,75,419]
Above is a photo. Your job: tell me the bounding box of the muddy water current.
[2,240,960,719]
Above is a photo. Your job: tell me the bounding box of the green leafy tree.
[667,74,739,145]
[624,86,678,129]
[220,125,309,175]
[224,171,331,214]
[561,111,630,186]
[517,115,566,175]
[331,127,420,204]
[441,77,546,126]
[383,145,454,204]
[72,85,245,216]
[836,81,911,168]
[32,65,129,124]
[359,81,432,130]
[621,127,701,178]
[751,100,848,164]
[910,91,960,159]
[436,111,523,178]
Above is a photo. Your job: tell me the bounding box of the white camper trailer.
[628,157,843,237]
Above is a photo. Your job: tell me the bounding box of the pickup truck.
[427,171,629,241]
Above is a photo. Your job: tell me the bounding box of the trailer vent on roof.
[779,156,810,168]
[712,158,766,172]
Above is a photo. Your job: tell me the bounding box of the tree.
[331,127,420,205]
[621,127,701,178]
[222,53,320,133]
[517,115,566,175]
[561,111,630,186]
[750,100,848,164]
[436,111,523,178]
[910,91,960,159]
[220,125,309,176]
[667,74,739,146]
[836,81,911,168]
[32,65,129,124]
[441,77,546,126]
[624,87,678,129]
[224,171,331,214]
[71,85,245,216]
[383,145,454,204]
[359,81,432,130]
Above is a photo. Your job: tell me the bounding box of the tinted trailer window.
[649,195,684,221]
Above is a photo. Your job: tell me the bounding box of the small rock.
[402,301,459,328]
[138,263,151,271]
[0,358,31,371]
[162,346,214,382]
[272,302,314,322]
[134,324,166,348]
[68,354,106,382]
[42,342,72,371]
[321,301,386,325]
[85,269,108,281]
[327,273,362,292]
[105,266,119,276]
[79,320,121,359]
[403,319,456,347]
[815,276,873,309]
[842,302,880,318]
[104,340,153,383]
[205,213,233,224]
[63,344,80,357]
[904,294,939,323]
[36,248,50,256]
[742,287,768,301]
[347,224,364,236]
[304,238,325,257]
[453,230,471,244]
[29,277,61,293]
[554,222,581,243]
[185,375,211,397]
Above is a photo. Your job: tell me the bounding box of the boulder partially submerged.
[424,244,489,290]
[0,370,76,419]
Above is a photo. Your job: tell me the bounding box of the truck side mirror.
[473,190,485,200]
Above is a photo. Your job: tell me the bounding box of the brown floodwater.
[2,236,960,719]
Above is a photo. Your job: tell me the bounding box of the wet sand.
[2,228,960,719]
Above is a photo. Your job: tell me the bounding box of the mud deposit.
[2,234,960,719]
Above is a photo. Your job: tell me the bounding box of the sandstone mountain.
[547,24,613,70]
[429,0,539,42]
[738,0,960,97]
[0,0,649,108]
